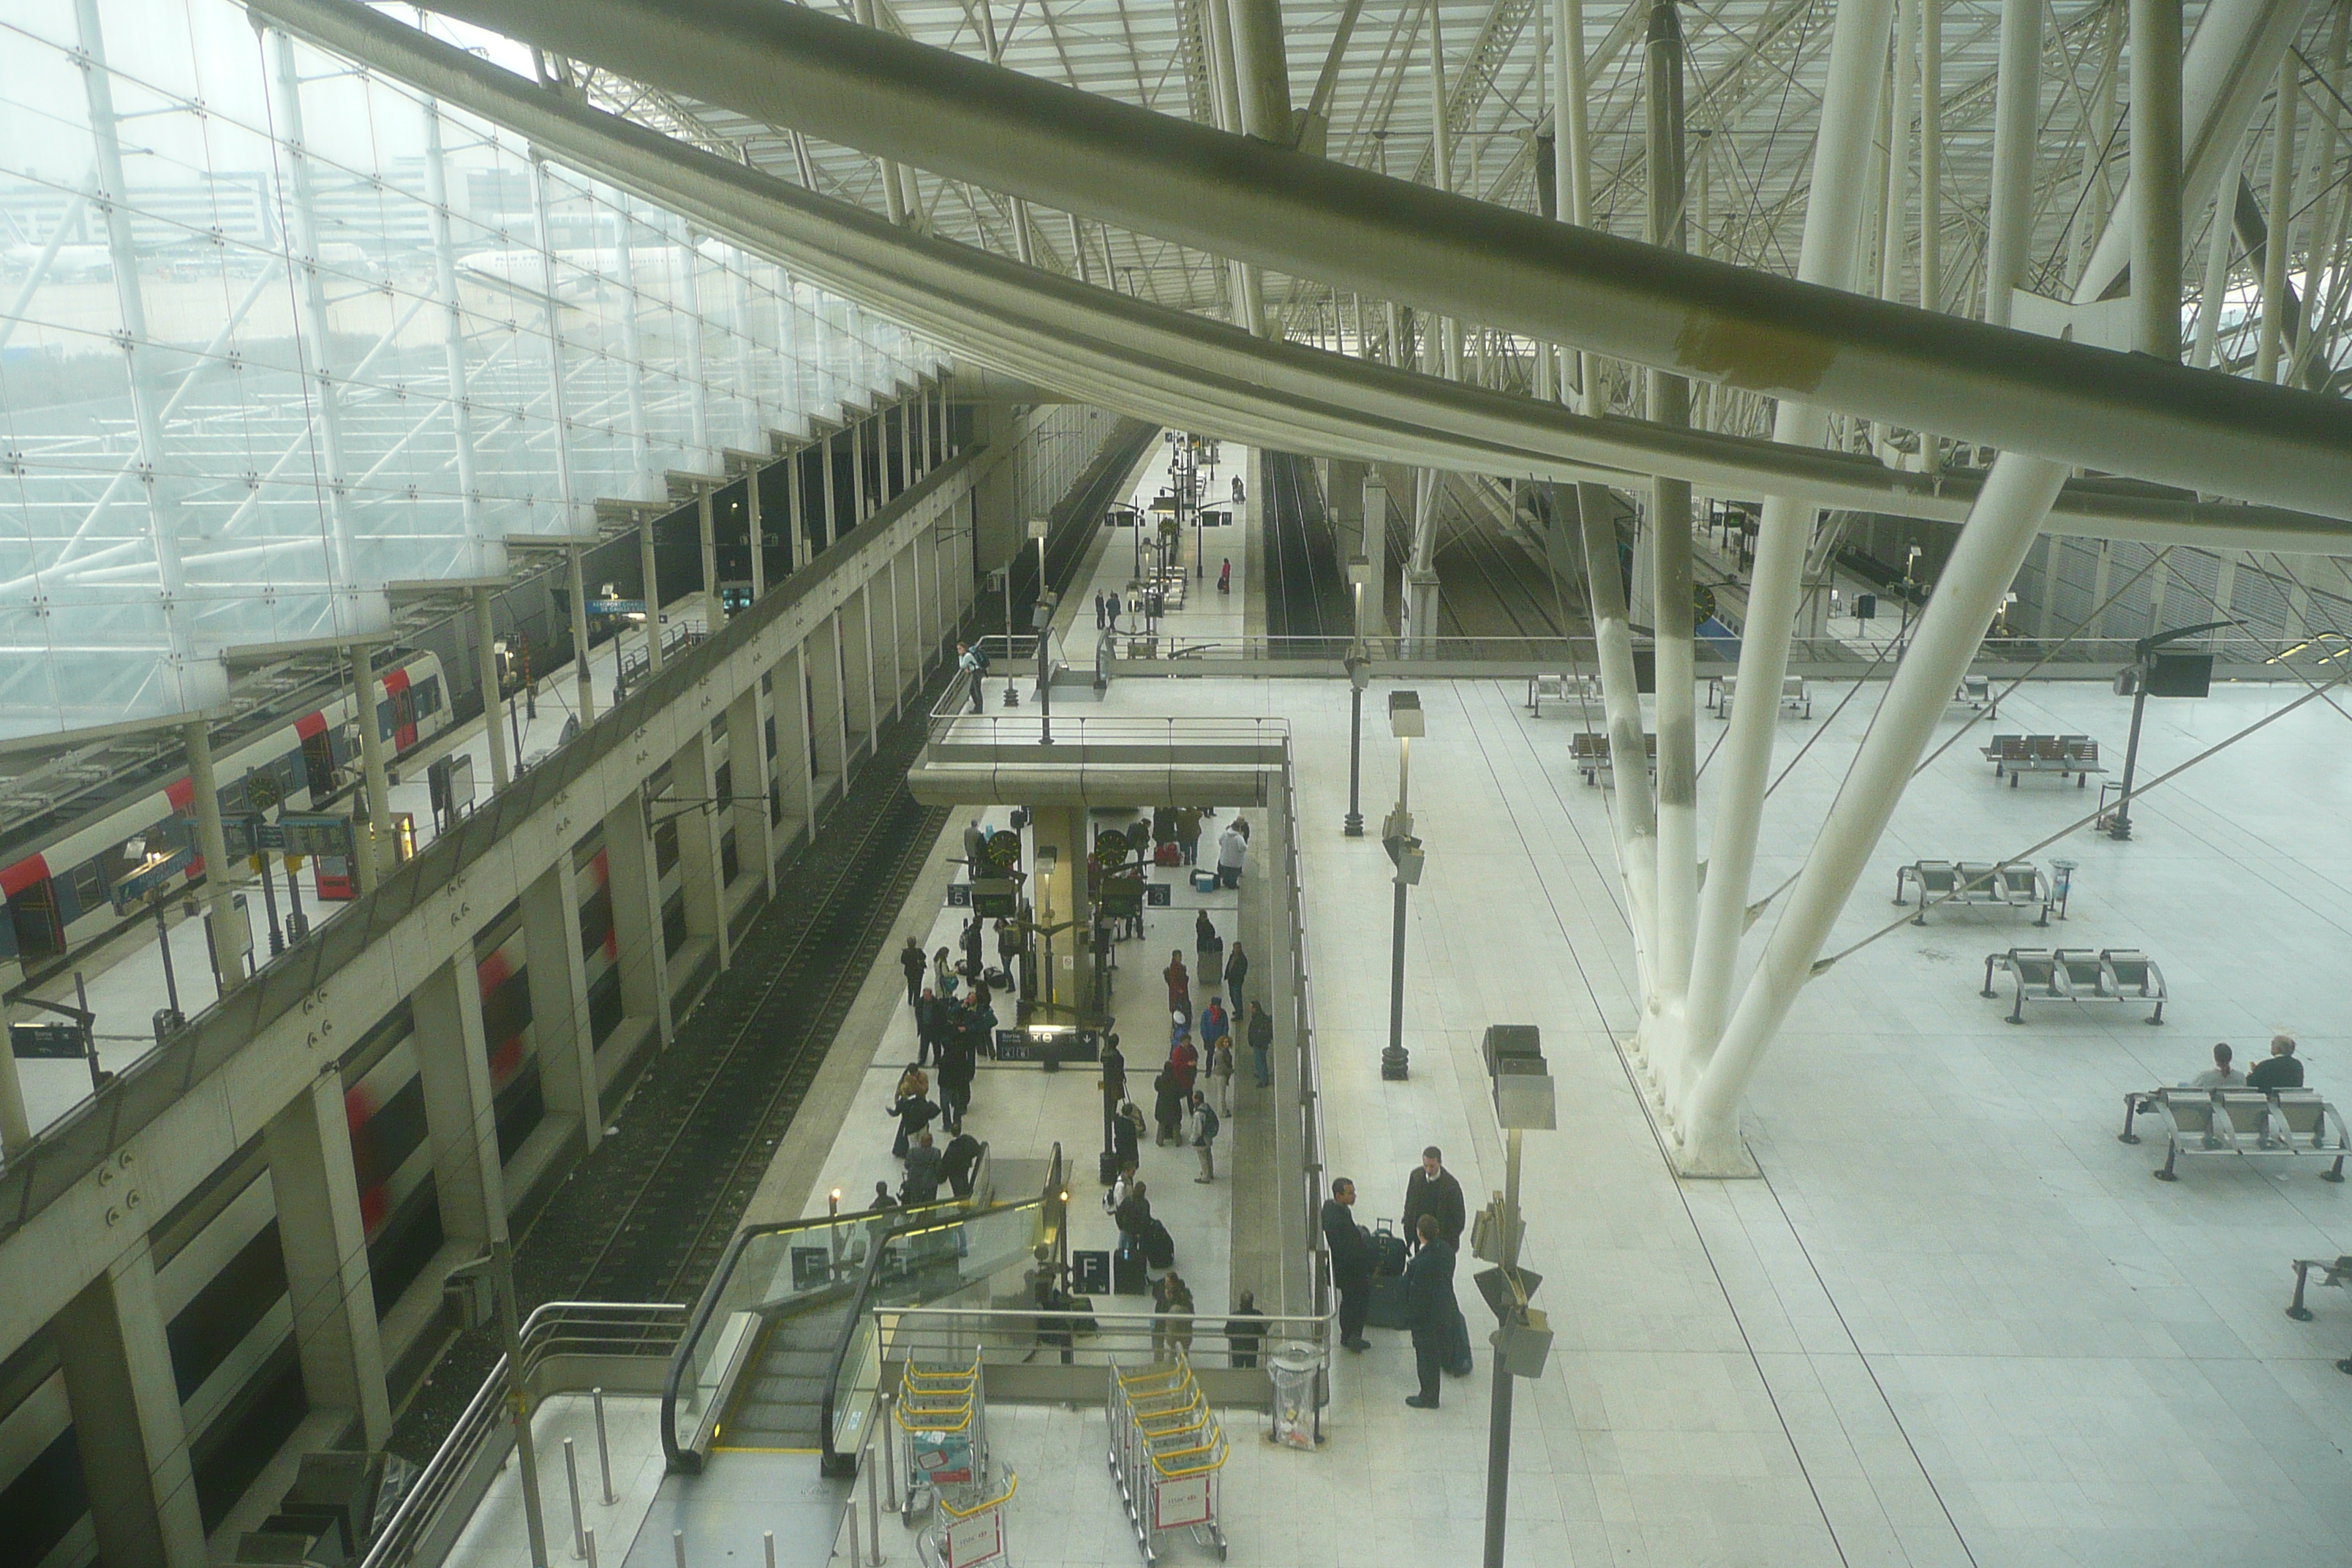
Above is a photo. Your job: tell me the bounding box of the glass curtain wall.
[0,0,945,746]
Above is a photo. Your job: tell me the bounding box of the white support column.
[2131,0,2185,360]
[410,955,507,1247]
[1920,0,1942,317]
[671,723,730,972]
[807,616,848,800]
[700,483,724,632]
[568,543,597,724]
[609,192,653,484]
[727,687,778,900]
[1983,0,2043,325]
[522,853,600,1150]
[184,720,247,993]
[1680,456,2068,1175]
[771,644,816,853]
[787,444,811,573]
[1577,483,1659,995]
[638,515,665,676]
[603,789,674,1045]
[1683,0,1896,1085]
[842,587,880,755]
[53,1238,207,1568]
[2255,59,2299,382]
[265,1069,393,1446]
[747,461,767,600]
[822,429,842,546]
[675,216,712,461]
[350,647,394,891]
[475,587,510,791]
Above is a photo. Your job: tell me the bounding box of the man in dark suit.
[1403,1215,1455,1409]
[1320,1178,1374,1351]
[1401,1146,1466,1254]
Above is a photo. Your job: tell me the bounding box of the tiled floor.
[843,668,2352,1567]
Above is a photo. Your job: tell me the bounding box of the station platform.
[448,663,2352,1567]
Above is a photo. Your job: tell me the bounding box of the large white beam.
[387,0,2352,516]
[240,0,2352,549]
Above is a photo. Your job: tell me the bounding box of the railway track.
[1262,451,1352,649]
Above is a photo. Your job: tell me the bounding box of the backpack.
[971,644,990,673]
[1193,1104,1220,1145]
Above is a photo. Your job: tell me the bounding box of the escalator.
[664,1147,1066,1474]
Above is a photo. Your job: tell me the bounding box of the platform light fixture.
[1380,690,1424,1081]
[1474,1024,1555,1568]
[1343,557,1374,836]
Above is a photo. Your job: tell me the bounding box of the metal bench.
[1893,860,2051,924]
[1526,672,1602,717]
[1950,674,1999,718]
[1980,733,2104,787]
[1568,729,1657,786]
[2287,1256,2352,1319]
[2117,1088,2348,1182]
[1981,946,2166,1024]
[1715,674,1812,720]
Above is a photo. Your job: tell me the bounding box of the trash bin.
[1855,592,1877,622]
[1265,1343,1325,1450]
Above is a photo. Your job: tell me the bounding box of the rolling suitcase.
[1444,1297,1474,1376]
[1370,1218,1409,1278]
[1365,1274,1412,1330]
[1113,1238,1150,1295]
[1143,1218,1176,1270]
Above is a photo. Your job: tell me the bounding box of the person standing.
[1223,941,1249,1015]
[1162,949,1190,1014]
[995,918,1020,990]
[899,936,926,1006]
[1215,820,1248,889]
[886,1071,939,1159]
[932,945,957,998]
[1169,1032,1199,1098]
[1217,558,1232,595]
[960,913,985,981]
[962,818,989,874]
[1112,1099,1142,1169]
[915,988,941,1067]
[938,1033,976,1134]
[1175,807,1203,867]
[1210,1035,1235,1115]
[1320,1178,1373,1351]
[1189,1091,1221,1182]
[1403,1215,1455,1409]
[1401,1147,1467,1254]
[1194,908,1220,967]
[901,1131,944,1205]
[957,642,985,711]
[1247,1000,1273,1088]
[1153,1064,1186,1146]
[1224,1291,1267,1368]
[1094,590,1107,629]
[1153,1269,1196,1362]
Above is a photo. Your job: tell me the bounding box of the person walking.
[1217,557,1231,595]
[1403,1215,1455,1409]
[995,918,1020,989]
[915,988,943,1067]
[941,1130,984,1199]
[1247,1000,1273,1088]
[1190,1091,1221,1182]
[1223,941,1249,1015]
[1175,807,1203,867]
[1162,949,1190,1014]
[899,936,925,1006]
[1321,1178,1373,1351]
[886,1070,939,1159]
[1215,820,1248,889]
[1401,1147,1467,1254]
[957,642,985,711]
[1224,1291,1267,1368]
[1094,590,1107,629]
[937,1034,976,1134]
[870,1180,899,1211]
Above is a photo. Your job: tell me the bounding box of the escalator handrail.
[660,1201,940,1471]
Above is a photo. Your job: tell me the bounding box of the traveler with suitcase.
[1403,1215,1456,1409]
[1319,1179,1374,1351]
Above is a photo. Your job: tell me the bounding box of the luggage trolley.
[921,1471,1018,1568]
[1105,1354,1229,1562]
[897,1352,990,1523]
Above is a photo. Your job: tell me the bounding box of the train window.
[413,675,443,716]
[301,731,339,798]
[9,881,63,960]
[71,861,107,910]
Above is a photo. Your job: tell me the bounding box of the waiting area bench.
[1526,671,1602,716]
[1983,947,2166,1024]
[2117,1088,2348,1182]
[2287,1255,2352,1319]
[1894,860,2051,924]
[1981,734,2103,787]
[1950,674,1999,717]
[1569,729,1658,786]
[1710,674,1812,720]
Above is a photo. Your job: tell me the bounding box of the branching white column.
[1682,0,1894,1090]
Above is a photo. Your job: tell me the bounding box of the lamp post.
[1474,1026,1556,1568]
[1029,518,1053,744]
[1380,690,1424,1081]
[1344,559,1372,836]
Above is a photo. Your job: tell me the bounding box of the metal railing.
[872,1302,1333,1390]
[1278,733,1331,1326]
[361,1301,685,1568]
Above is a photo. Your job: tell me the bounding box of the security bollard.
[593,1387,617,1505]
[879,1395,897,1514]
[672,1529,685,1568]
[586,1530,600,1568]
[763,1532,775,1568]
[564,1439,587,1560]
